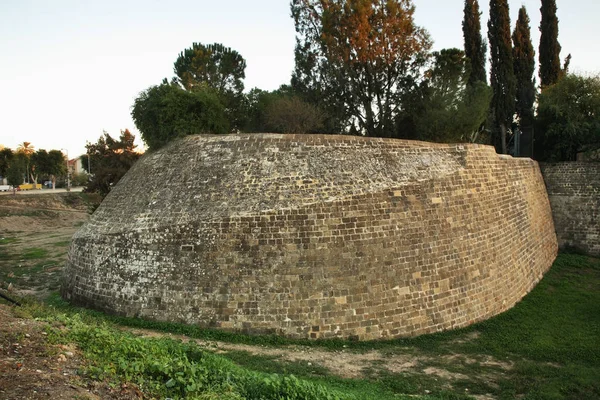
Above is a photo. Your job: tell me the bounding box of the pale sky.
[1,0,598,158]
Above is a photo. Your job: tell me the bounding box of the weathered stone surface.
[62,134,557,340]
[541,162,600,256]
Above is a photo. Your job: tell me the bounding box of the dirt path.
[127,327,508,399]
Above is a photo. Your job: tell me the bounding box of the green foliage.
[38,313,353,399]
[265,96,325,134]
[71,172,89,187]
[83,130,141,197]
[132,82,228,151]
[0,147,14,177]
[20,247,48,260]
[512,6,536,157]
[535,74,600,161]
[174,42,247,131]
[291,0,432,137]
[539,0,562,88]
[174,42,246,95]
[31,149,66,186]
[5,161,23,188]
[513,7,536,122]
[242,86,291,133]
[398,49,492,143]
[462,0,487,85]
[488,0,516,154]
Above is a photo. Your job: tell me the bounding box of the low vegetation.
[2,251,599,399]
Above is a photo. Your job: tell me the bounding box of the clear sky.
[1,0,598,158]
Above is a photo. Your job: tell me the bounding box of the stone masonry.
[541,162,600,256]
[61,134,558,340]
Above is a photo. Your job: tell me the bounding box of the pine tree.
[462,0,487,85]
[539,0,562,88]
[513,6,536,156]
[488,0,516,154]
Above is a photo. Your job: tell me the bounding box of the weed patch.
[20,248,49,260]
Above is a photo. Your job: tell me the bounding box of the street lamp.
[86,141,91,175]
[61,148,70,192]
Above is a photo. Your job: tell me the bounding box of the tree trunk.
[500,123,508,154]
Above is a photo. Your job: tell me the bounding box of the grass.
[2,253,599,399]
[0,237,19,245]
[0,209,58,218]
[20,248,49,260]
[0,243,61,293]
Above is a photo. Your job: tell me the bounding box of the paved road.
[0,187,84,196]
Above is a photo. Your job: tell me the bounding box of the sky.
[1,0,598,158]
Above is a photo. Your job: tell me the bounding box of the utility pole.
[87,141,91,175]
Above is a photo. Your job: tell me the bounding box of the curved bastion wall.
[61,134,557,340]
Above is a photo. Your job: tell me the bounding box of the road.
[0,187,84,196]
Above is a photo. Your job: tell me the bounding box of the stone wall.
[540,162,600,256]
[61,134,557,340]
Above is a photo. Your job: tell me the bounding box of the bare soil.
[0,193,90,299]
[0,304,143,400]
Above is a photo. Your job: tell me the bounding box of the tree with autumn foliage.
[83,129,141,197]
[291,0,431,137]
[462,0,487,86]
[488,0,516,154]
[513,6,536,157]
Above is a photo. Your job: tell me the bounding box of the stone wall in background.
[61,134,558,340]
[541,162,600,256]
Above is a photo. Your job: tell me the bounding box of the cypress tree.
[462,0,487,85]
[513,6,536,156]
[539,0,561,88]
[488,0,516,154]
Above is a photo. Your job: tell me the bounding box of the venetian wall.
[541,162,600,256]
[61,134,557,340]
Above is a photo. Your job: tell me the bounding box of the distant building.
[68,158,84,175]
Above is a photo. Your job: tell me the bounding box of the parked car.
[0,185,13,192]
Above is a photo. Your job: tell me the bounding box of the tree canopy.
[83,130,141,197]
[131,82,228,151]
[174,43,246,94]
[399,48,492,143]
[31,149,66,188]
[462,0,487,85]
[539,0,562,88]
[265,96,325,134]
[174,42,247,130]
[512,6,536,157]
[0,148,14,179]
[488,0,516,154]
[291,0,431,137]
[536,74,600,161]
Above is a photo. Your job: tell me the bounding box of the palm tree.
[16,142,35,183]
